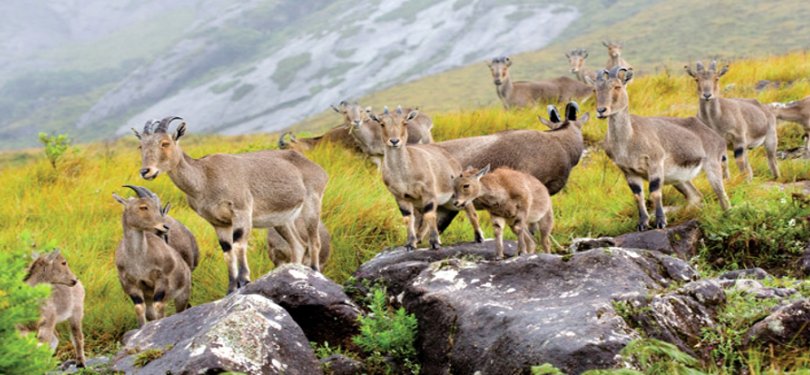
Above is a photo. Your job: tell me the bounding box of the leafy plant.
[532,363,566,375]
[619,339,704,375]
[38,132,71,169]
[353,287,420,374]
[132,345,172,368]
[0,233,56,374]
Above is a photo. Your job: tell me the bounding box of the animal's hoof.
[237,280,251,289]
[637,223,649,232]
[405,244,415,251]
[431,241,441,250]
[496,255,504,260]
[475,232,484,243]
[654,220,667,229]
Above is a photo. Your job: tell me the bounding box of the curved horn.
[696,61,705,73]
[709,60,718,72]
[278,132,289,148]
[548,105,561,123]
[396,105,403,115]
[123,185,157,200]
[383,106,389,115]
[565,101,580,121]
[143,119,157,134]
[155,116,183,133]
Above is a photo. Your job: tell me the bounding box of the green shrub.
[0,234,56,374]
[353,287,420,374]
[617,339,704,375]
[38,132,71,169]
[532,363,566,375]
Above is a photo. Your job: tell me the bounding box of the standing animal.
[331,101,434,157]
[433,101,589,232]
[23,250,85,368]
[113,185,192,326]
[587,67,730,230]
[769,96,810,155]
[277,125,356,152]
[566,48,596,83]
[685,61,780,180]
[603,41,631,70]
[268,220,331,267]
[372,107,483,249]
[487,56,591,109]
[452,165,554,258]
[133,116,328,293]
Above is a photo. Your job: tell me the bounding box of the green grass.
[1,52,809,370]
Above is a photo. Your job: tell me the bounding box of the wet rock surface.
[240,264,361,347]
[112,293,321,375]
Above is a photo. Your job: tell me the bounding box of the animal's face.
[451,166,489,208]
[605,43,622,58]
[133,118,186,180]
[588,69,633,119]
[685,62,728,101]
[377,112,407,148]
[115,196,170,236]
[26,251,78,287]
[487,57,512,86]
[567,52,587,73]
[334,103,368,129]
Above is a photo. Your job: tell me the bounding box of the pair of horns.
[548,102,580,123]
[141,116,183,135]
[694,60,719,73]
[123,185,160,206]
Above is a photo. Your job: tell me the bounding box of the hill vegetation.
[1,52,810,372]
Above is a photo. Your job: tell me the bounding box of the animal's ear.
[476,164,491,179]
[173,122,186,141]
[718,64,729,77]
[565,52,570,58]
[161,202,171,216]
[504,57,512,67]
[565,101,579,121]
[584,74,595,86]
[584,51,589,58]
[406,110,419,121]
[684,65,696,78]
[486,59,493,68]
[113,193,128,206]
[368,112,381,123]
[364,106,373,113]
[330,104,341,113]
[602,40,609,47]
[538,115,554,129]
[618,68,633,84]
[131,128,142,140]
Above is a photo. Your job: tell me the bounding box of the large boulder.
[358,242,701,374]
[744,299,810,348]
[240,264,361,347]
[613,220,702,259]
[112,294,321,375]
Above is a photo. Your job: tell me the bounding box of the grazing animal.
[277,125,356,152]
[685,61,780,180]
[331,101,433,158]
[113,185,192,326]
[769,96,810,155]
[372,107,483,249]
[452,165,554,258]
[133,117,328,293]
[268,220,331,267]
[603,41,631,70]
[487,56,591,109]
[433,101,589,232]
[23,250,85,367]
[587,67,731,230]
[566,48,596,83]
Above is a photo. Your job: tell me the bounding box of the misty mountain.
[0,0,581,148]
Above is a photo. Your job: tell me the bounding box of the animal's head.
[585,67,634,119]
[24,250,78,287]
[486,56,512,86]
[566,48,589,73]
[132,116,187,180]
[451,164,490,208]
[369,106,417,149]
[684,60,729,101]
[113,185,171,236]
[538,102,590,130]
[331,101,368,130]
[602,41,623,58]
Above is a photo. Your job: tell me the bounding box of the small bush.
[353,287,420,374]
[0,234,56,374]
[38,132,71,169]
[133,345,172,368]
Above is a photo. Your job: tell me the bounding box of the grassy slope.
[1,52,810,364]
[293,0,810,133]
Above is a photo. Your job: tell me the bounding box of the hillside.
[2,53,810,370]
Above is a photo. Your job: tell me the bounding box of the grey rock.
[568,237,616,253]
[614,219,702,259]
[321,354,364,375]
[719,268,770,280]
[112,293,321,375]
[718,279,796,299]
[240,264,361,348]
[376,243,699,374]
[744,299,810,348]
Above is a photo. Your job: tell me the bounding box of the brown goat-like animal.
[277,125,357,152]
[433,101,589,232]
[602,41,631,71]
[685,60,780,180]
[769,96,810,155]
[268,220,330,267]
[133,117,328,294]
[452,165,554,258]
[23,250,85,367]
[566,48,596,84]
[372,107,483,249]
[487,56,591,109]
[331,102,433,159]
[113,185,192,327]
[588,67,730,230]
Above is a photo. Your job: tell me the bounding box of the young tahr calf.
[452,165,554,259]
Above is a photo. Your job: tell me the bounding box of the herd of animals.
[20,41,810,368]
